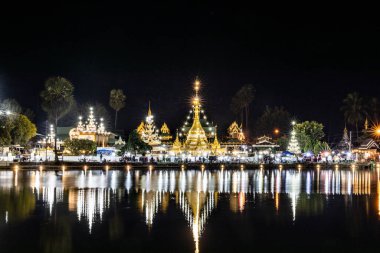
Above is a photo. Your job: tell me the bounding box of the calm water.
[1,168,380,253]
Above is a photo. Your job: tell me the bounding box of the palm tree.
[230,84,255,138]
[341,92,366,138]
[109,89,126,129]
[367,97,379,123]
[41,76,75,162]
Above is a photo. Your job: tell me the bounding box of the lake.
[0,167,379,252]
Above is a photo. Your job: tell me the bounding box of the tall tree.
[230,84,255,138]
[10,114,37,145]
[367,97,379,123]
[109,89,126,129]
[294,121,326,154]
[121,130,151,155]
[341,92,366,138]
[254,106,291,137]
[40,76,75,162]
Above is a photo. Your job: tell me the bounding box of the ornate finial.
[194,77,200,96]
[365,117,368,130]
[148,101,152,116]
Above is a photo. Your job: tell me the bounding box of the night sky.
[1,2,379,143]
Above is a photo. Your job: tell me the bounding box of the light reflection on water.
[0,168,379,253]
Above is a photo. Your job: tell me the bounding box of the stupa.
[171,78,225,156]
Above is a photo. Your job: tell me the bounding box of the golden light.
[240,164,244,170]
[194,79,201,92]
[369,123,380,139]
[274,128,280,135]
[192,96,200,105]
[126,165,131,171]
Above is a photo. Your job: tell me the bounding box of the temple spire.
[148,101,152,116]
[184,78,209,153]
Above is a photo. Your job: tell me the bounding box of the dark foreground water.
[0,168,380,253]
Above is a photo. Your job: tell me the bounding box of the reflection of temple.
[170,79,225,156]
[69,107,110,147]
[178,190,217,253]
[1,168,380,244]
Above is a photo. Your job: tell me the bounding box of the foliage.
[0,98,22,114]
[64,139,96,155]
[10,115,37,145]
[254,106,291,137]
[121,130,151,155]
[341,92,366,137]
[366,97,379,123]
[41,76,75,122]
[230,84,255,137]
[0,114,37,145]
[313,141,331,154]
[294,121,326,154]
[109,89,126,129]
[276,135,289,151]
[40,76,75,161]
[0,125,12,145]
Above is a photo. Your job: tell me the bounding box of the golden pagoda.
[170,78,226,157]
[183,79,211,155]
[172,130,182,153]
[160,122,173,142]
[210,127,224,155]
[137,121,145,136]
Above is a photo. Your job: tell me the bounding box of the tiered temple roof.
[171,78,225,156]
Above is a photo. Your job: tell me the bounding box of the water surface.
[1,168,380,252]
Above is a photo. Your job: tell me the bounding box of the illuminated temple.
[170,79,225,156]
[69,107,109,147]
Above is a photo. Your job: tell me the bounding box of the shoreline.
[0,161,376,171]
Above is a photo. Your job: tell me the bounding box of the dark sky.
[1,2,380,143]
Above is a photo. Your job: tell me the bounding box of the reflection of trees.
[109,214,124,240]
[0,188,35,223]
[40,216,72,253]
[296,193,324,216]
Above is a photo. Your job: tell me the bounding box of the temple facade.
[69,107,110,147]
[138,102,161,146]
